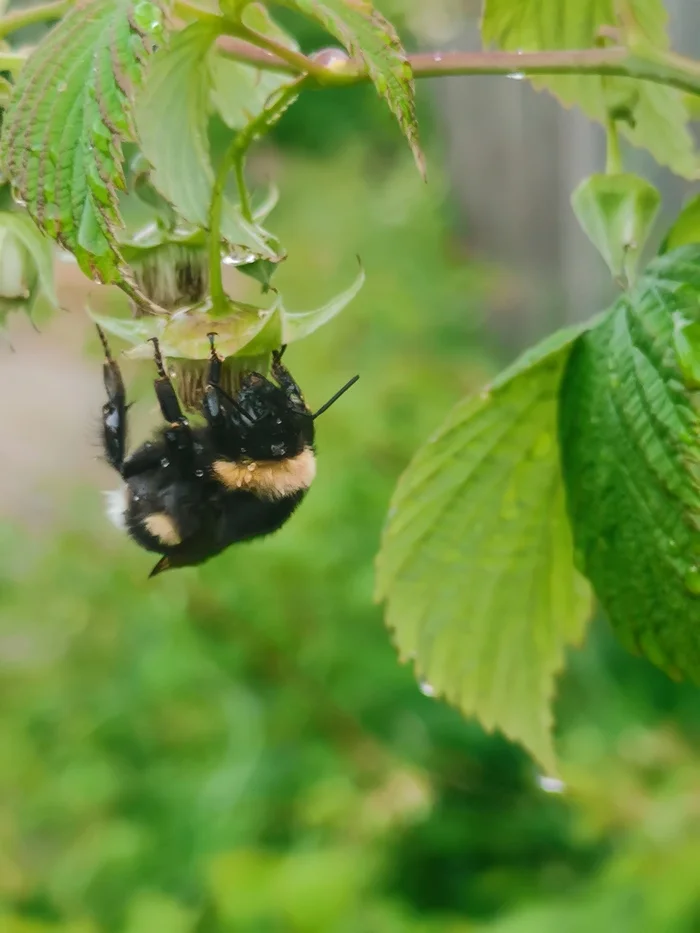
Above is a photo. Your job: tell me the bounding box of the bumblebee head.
[235,372,315,463]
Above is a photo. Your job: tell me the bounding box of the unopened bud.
[129,241,209,314]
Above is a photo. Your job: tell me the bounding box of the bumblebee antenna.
[312,375,360,420]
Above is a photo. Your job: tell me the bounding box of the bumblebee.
[98,326,358,576]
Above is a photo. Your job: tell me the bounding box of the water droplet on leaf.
[419,680,435,697]
[536,774,565,794]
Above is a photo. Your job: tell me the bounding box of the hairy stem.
[208,144,231,310]
[233,158,253,226]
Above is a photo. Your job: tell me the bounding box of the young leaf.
[0,0,165,282]
[88,307,163,347]
[660,194,700,254]
[0,211,57,325]
[481,0,699,178]
[274,0,424,177]
[571,173,660,285]
[135,22,218,236]
[560,244,700,681]
[135,18,291,256]
[376,324,595,771]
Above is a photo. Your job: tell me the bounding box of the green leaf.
[376,323,595,771]
[88,307,163,347]
[0,0,165,282]
[0,211,57,325]
[660,194,700,254]
[559,244,700,681]
[135,22,218,236]
[274,0,424,177]
[481,0,699,178]
[282,260,365,342]
[135,19,289,257]
[571,173,661,285]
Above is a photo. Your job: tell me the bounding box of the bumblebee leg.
[148,337,200,471]
[271,347,306,411]
[201,333,229,438]
[149,337,188,427]
[122,338,195,480]
[202,333,253,441]
[97,325,127,472]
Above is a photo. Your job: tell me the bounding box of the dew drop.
[160,457,170,468]
[275,418,282,426]
[536,774,565,794]
[194,468,204,478]
[311,46,350,70]
[419,680,436,697]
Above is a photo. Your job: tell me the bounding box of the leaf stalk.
[215,39,700,98]
[0,0,72,39]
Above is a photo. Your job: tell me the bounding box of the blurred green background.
[4,3,700,932]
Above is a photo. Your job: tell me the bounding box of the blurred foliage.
[3,131,700,933]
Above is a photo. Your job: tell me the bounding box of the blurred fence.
[430,0,700,352]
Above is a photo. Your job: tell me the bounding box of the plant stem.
[1,0,700,100]
[224,20,329,81]
[216,38,700,98]
[208,80,303,308]
[234,158,253,225]
[208,144,231,310]
[0,0,72,39]
[605,113,623,174]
